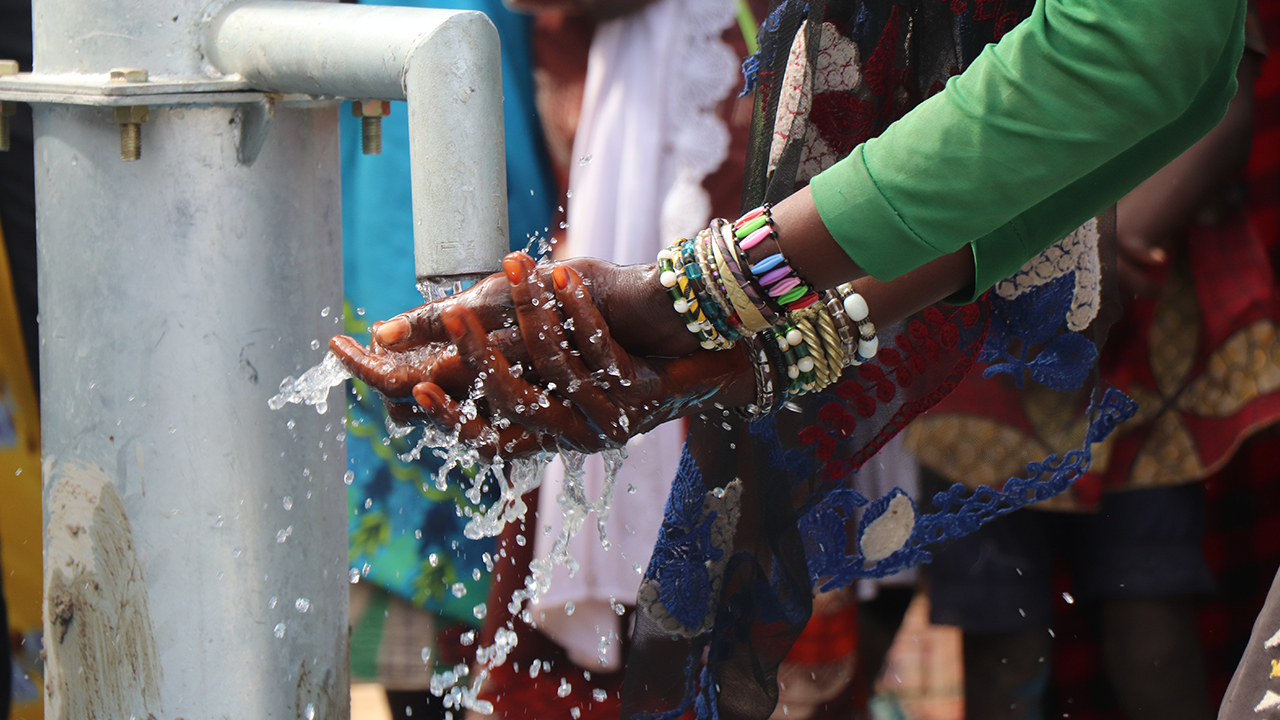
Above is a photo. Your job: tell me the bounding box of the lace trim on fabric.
[995,218,1101,332]
[638,451,743,637]
[659,0,743,242]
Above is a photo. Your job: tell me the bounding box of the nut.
[351,99,390,118]
[113,106,149,124]
[109,68,148,83]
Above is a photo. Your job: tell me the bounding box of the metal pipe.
[205,1,510,280]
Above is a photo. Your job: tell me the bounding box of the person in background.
[908,18,1270,718]
[339,1,555,717]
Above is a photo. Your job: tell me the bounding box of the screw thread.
[120,123,140,161]
[361,116,382,155]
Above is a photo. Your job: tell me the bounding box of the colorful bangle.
[740,332,778,420]
[678,239,736,348]
[658,243,728,351]
[710,220,770,333]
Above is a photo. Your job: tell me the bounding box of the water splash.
[268,352,350,415]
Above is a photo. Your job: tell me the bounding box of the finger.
[551,265,637,389]
[329,335,420,397]
[504,254,629,443]
[412,383,549,460]
[444,306,609,449]
[1115,257,1158,299]
[373,272,516,350]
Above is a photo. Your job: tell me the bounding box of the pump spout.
[205,1,509,281]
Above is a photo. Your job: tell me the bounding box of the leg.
[963,628,1053,720]
[925,470,1059,720]
[1101,596,1210,720]
[854,586,914,706]
[1072,484,1217,720]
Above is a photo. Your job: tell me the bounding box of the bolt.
[352,100,390,155]
[109,68,148,161]
[0,60,17,153]
[113,106,149,161]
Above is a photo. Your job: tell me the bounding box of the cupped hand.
[369,252,700,361]
[408,257,756,459]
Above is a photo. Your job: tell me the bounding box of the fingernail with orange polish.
[443,311,467,339]
[414,385,434,411]
[376,317,410,346]
[552,266,569,290]
[503,256,523,286]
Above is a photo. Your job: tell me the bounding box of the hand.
[369,253,699,362]
[342,257,755,459]
[1115,232,1169,299]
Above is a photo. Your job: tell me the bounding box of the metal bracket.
[0,72,324,107]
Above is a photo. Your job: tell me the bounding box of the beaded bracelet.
[832,283,879,363]
[718,218,783,328]
[678,238,738,346]
[734,206,822,313]
[693,229,744,340]
[654,208,881,408]
[658,243,731,351]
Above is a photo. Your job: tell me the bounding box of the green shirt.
[810,0,1247,302]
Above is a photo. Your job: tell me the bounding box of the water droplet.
[13,468,20,476]
[633,563,643,575]
[310,339,320,351]
[473,603,487,620]
[578,155,592,165]
[557,678,572,697]
[593,689,607,702]
[1062,592,1074,605]
[268,596,278,609]
[273,622,286,639]
[232,546,242,558]
[428,553,439,567]
[451,583,467,598]
[570,708,581,719]
[305,703,315,720]
[356,307,366,316]
[286,419,296,430]
[295,598,310,613]
[472,568,482,581]
[343,470,355,485]
[421,646,432,664]
[460,630,476,646]
[282,496,293,511]
[276,526,293,543]
[320,306,331,318]
[168,425,176,434]
[627,484,636,494]
[349,568,361,584]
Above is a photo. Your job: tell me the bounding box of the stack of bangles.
[657,204,878,418]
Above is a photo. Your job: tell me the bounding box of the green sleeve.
[809,0,1245,292]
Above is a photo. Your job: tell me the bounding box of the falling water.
[270,275,634,715]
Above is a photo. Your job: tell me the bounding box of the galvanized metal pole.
[0,0,510,717]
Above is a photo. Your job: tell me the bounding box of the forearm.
[706,248,976,409]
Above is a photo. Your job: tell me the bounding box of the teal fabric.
[811,0,1246,299]
[341,0,555,623]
